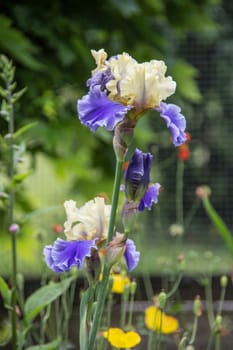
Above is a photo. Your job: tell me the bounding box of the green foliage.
[25,338,61,350]
[24,276,76,324]
[0,15,42,70]
[0,276,12,309]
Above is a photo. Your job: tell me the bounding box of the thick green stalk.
[7,82,17,350]
[107,159,123,243]
[88,159,123,350]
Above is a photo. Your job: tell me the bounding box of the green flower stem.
[215,333,221,350]
[217,283,226,316]
[166,273,183,299]
[202,197,233,257]
[107,159,124,243]
[176,159,184,226]
[147,307,158,350]
[204,278,215,328]
[120,287,129,329]
[189,314,198,345]
[184,198,200,229]
[155,311,163,350]
[127,289,135,327]
[7,81,17,350]
[88,158,123,350]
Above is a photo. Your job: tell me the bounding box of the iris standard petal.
[124,239,140,272]
[157,102,187,146]
[138,183,161,212]
[77,86,132,132]
[43,238,97,272]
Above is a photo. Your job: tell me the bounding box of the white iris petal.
[106,54,176,111]
[64,197,111,241]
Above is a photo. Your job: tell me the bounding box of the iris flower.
[43,197,140,273]
[78,49,186,146]
[145,305,179,334]
[103,328,141,349]
[122,148,160,212]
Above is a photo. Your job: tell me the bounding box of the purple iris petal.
[157,102,187,146]
[138,183,161,212]
[77,86,132,132]
[124,239,140,272]
[87,68,113,91]
[43,238,97,273]
[125,149,153,201]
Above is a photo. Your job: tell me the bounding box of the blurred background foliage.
[1,0,233,276]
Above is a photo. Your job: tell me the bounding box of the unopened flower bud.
[193,295,202,317]
[215,314,223,334]
[9,223,20,234]
[122,283,130,300]
[113,122,135,161]
[130,280,137,296]
[177,254,186,271]
[125,149,152,202]
[105,233,126,269]
[51,224,63,234]
[122,200,138,233]
[195,186,211,200]
[220,275,228,288]
[158,291,167,309]
[86,249,101,284]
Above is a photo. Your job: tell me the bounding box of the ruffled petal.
[157,102,187,146]
[77,86,132,132]
[43,238,97,273]
[138,183,161,212]
[124,239,140,272]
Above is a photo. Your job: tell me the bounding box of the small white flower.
[64,197,111,241]
[169,223,184,237]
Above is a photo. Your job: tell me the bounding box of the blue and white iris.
[78,49,187,146]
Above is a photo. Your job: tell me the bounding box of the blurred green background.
[0,0,233,277]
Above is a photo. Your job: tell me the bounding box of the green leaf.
[25,337,61,350]
[0,15,43,70]
[24,276,75,324]
[13,121,38,139]
[0,276,12,309]
[12,87,27,103]
[11,171,32,187]
[203,197,233,257]
[171,60,202,103]
[0,320,11,346]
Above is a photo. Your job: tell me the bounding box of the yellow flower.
[145,306,179,334]
[111,273,131,294]
[103,328,141,348]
